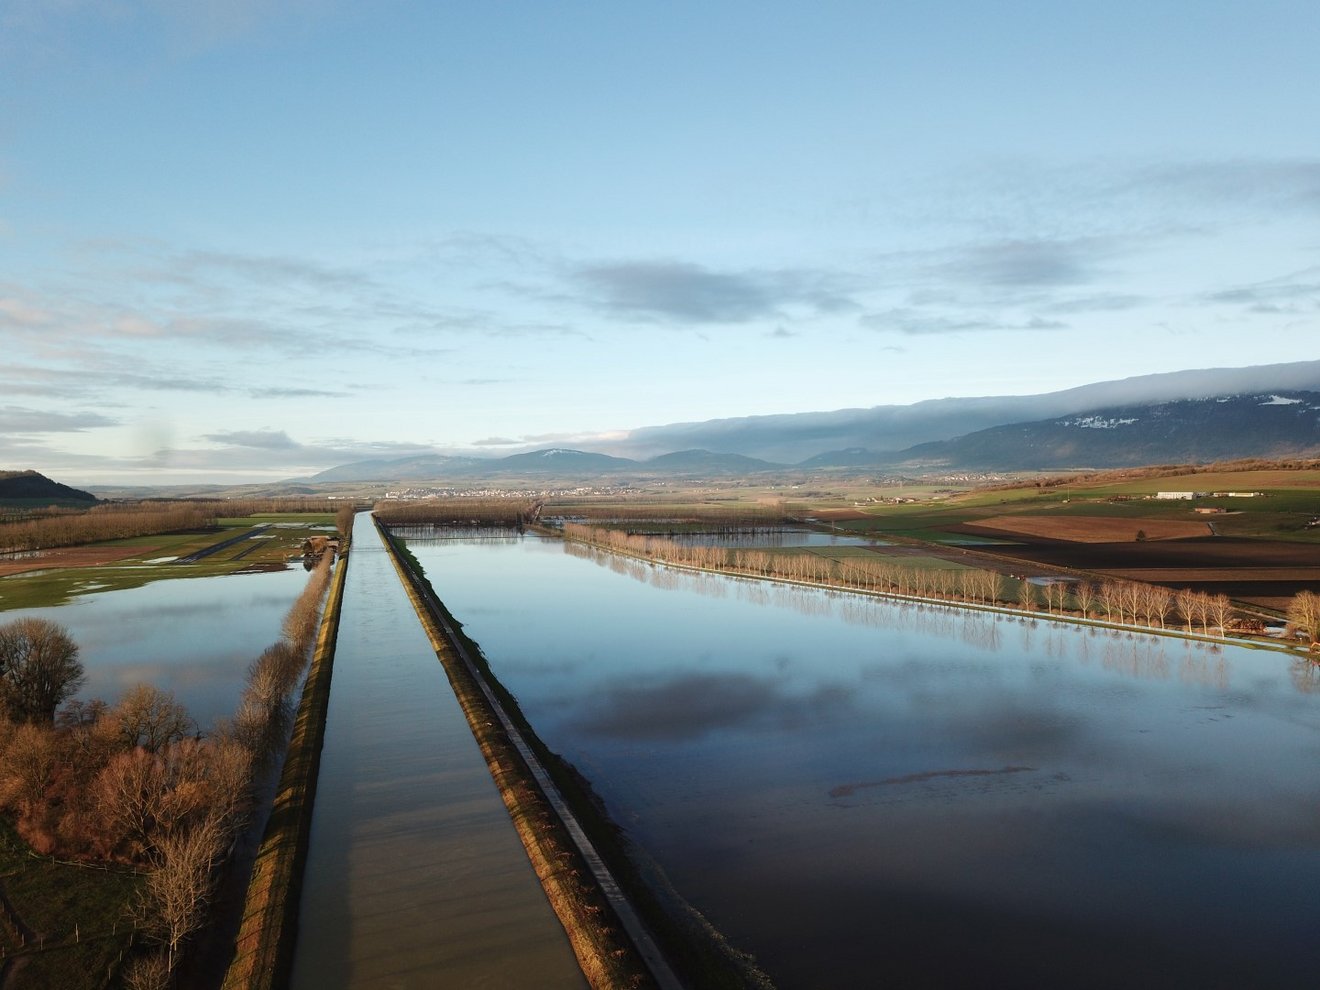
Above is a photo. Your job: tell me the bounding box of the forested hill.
[0,470,98,504]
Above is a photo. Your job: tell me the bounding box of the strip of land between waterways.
[220,542,349,990]
[378,518,682,990]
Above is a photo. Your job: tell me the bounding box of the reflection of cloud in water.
[831,765,1037,798]
[1060,794,1320,850]
[949,705,1086,754]
[496,656,582,676]
[570,670,853,741]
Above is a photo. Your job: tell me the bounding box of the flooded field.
[409,533,1320,989]
[289,516,584,990]
[6,568,309,729]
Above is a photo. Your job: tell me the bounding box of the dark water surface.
[410,534,1320,989]
[289,517,584,990]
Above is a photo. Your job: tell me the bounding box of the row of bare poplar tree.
[561,524,1281,640]
[0,552,333,987]
[0,498,353,553]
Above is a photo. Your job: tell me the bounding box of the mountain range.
[305,366,1320,483]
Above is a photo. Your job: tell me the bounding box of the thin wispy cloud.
[1204,267,1320,315]
[574,261,857,324]
[860,309,1068,336]
[0,407,118,433]
[934,238,1109,289]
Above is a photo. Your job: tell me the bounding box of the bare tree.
[1017,580,1038,612]
[113,685,193,752]
[94,747,168,858]
[1286,590,1320,645]
[1208,594,1234,635]
[0,721,58,816]
[0,618,85,723]
[139,814,227,974]
[122,951,171,990]
[1074,581,1097,619]
[1174,588,1199,633]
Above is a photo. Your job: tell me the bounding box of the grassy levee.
[379,522,772,990]
[219,543,350,990]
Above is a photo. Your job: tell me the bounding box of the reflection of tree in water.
[1290,659,1320,694]
[566,540,1273,692]
[390,524,521,544]
[1101,633,1172,681]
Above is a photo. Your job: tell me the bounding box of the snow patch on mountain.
[1065,416,1139,429]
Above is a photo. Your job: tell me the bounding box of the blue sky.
[2,1,1317,484]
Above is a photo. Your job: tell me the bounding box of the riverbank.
[219,543,350,990]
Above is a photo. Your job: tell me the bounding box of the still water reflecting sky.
[411,534,1320,989]
[10,569,308,730]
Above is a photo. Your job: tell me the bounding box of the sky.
[2,0,1318,485]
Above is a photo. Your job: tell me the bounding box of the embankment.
[220,546,350,990]
[380,521,774,990]
[378,520,673,990]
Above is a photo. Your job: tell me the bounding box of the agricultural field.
[0,513,337,612]
[826,467,1320,613]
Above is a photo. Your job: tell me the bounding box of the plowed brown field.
[969,515,1212,543]
[0,544,153,577]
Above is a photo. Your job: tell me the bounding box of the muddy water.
[411,534,1320,989]
[288,517,584,990]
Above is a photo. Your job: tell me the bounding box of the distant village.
[381,484,639,500]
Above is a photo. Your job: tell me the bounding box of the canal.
[288,516,584,989]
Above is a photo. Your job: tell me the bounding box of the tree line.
[0,504,217,553]
[555,501,802,524]
[0,498,355,553]
[375,498,542,527]
[558,524,1320,647]
[0,553,334,987]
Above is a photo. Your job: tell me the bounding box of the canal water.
[409,533,1320,989]
[288,516,584,989]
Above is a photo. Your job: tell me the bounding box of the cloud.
[203,429,300,450]
[143,248,375,293]
[1126,159,1320,213]
[573,260,856,324]
[932,237,1114,290]
[247,385,347,399]
[1203,267,1320,315]
[860,309,1068,336]
[0,406,118,433]
[1043,293,1147,314]
[471,436,522,447]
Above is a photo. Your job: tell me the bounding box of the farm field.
[0,514,336,611]
[828,466,1320,614]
